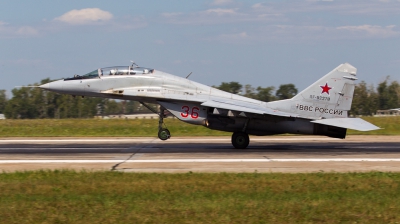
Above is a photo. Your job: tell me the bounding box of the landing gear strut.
[231,132,249,149]
[139,102,170,141]
[157,107,170,141]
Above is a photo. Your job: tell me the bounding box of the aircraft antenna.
[185,72,193,79]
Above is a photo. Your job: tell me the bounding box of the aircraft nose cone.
[38,80,64,93]
[39,83,50,90]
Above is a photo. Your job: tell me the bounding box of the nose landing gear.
[158,107,170,141]
[139,102,171,141]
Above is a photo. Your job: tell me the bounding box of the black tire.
[158,128,171,140]
[231,132,249,149]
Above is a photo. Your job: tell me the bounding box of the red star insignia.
[320,83,332,95]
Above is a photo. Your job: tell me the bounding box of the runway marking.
[1,158,400,163]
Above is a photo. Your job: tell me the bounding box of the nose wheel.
[158,128,170,141]
[231,132,249,149]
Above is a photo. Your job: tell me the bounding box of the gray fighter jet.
[39,62,379,148]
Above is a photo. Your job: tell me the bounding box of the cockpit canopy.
[64,66,154,80]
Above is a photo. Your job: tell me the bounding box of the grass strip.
[0,116,398,137]
[0,118,226,137]
[0,171,400,223]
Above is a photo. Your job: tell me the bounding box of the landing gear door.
[158,101,207,125]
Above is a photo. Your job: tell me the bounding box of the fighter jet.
[39,62,379,149]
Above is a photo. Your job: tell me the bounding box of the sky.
[1,0,400,96]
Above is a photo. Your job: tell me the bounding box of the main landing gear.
[231,132,249,149]
[231,118,250,149]
[158,107,170,141]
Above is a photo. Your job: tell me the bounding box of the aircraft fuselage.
[38,63,379,148]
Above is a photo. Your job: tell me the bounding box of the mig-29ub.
[39,62,379,149]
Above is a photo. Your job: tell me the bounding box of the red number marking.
[181,105,190,118]
[191,107,199,119]
[181,106,200,119]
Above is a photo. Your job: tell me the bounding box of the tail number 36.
[181,106,199,119]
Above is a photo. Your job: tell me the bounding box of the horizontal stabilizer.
[201,100,295,117]
[311,118,380,131]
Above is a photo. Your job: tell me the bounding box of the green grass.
[1,171,400,223]
[0,118,228,137]
[0,116,398,137]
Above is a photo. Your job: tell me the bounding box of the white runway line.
[1,158,400,163]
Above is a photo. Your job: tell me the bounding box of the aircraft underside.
[153,102,347,149]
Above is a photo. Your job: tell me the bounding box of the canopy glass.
[64,66,154,80]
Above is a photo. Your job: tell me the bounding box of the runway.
[0,136,399,172]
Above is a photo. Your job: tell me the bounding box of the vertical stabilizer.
[271,63,358,119]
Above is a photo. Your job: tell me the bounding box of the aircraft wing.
[311,118,380,131]
[201,99,296,117]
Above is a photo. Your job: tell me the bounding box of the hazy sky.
[1,0,400,96]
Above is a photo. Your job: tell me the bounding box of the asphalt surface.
[0,136,399,172]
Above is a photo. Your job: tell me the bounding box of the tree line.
[0,78,398,119]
